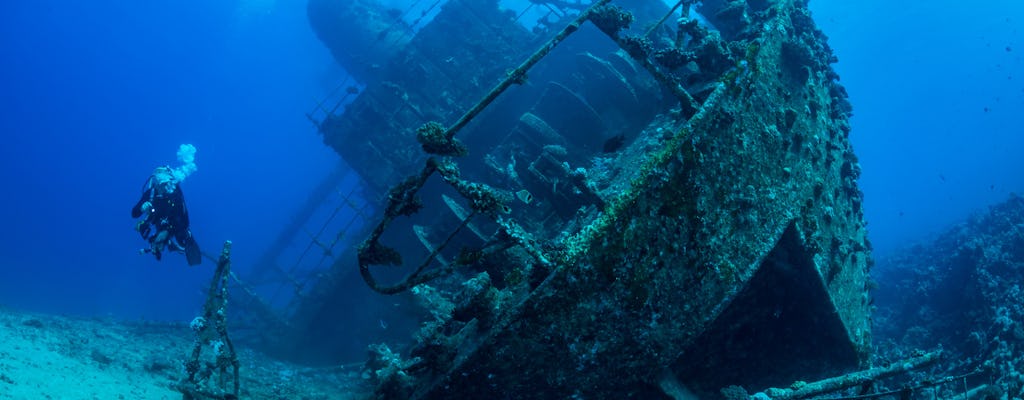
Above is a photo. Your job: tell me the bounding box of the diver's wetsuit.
[132,175,201,265]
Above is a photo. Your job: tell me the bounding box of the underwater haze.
[811,0,1024,256]
[0,0,339,320]
[0,0,1021,326]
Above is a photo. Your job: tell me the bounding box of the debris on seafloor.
[0,305,366,399]
[176,242,241,400]
[871,194,1024,400]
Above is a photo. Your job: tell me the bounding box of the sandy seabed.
[0,306,368,399]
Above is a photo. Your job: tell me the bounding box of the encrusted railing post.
[177,241,241,400]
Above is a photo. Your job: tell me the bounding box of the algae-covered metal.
[300,0,871,398]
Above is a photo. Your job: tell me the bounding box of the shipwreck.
[223,0,885,398]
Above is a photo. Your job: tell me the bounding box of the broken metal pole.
[645,0,692,38]
[587,4,699,115]
[761,351,943,400]
[178,241,241,400]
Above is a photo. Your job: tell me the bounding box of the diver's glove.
[140,201,153,213]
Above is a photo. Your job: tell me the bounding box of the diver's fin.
[185,240,202,266]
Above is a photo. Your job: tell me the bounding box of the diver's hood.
[152,166,177,194]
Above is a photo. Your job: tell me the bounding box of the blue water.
[0,0,338,319]
[0,0,1021,325]
[811,0,1024,256]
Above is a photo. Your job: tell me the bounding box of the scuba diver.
[131,166,202,265]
